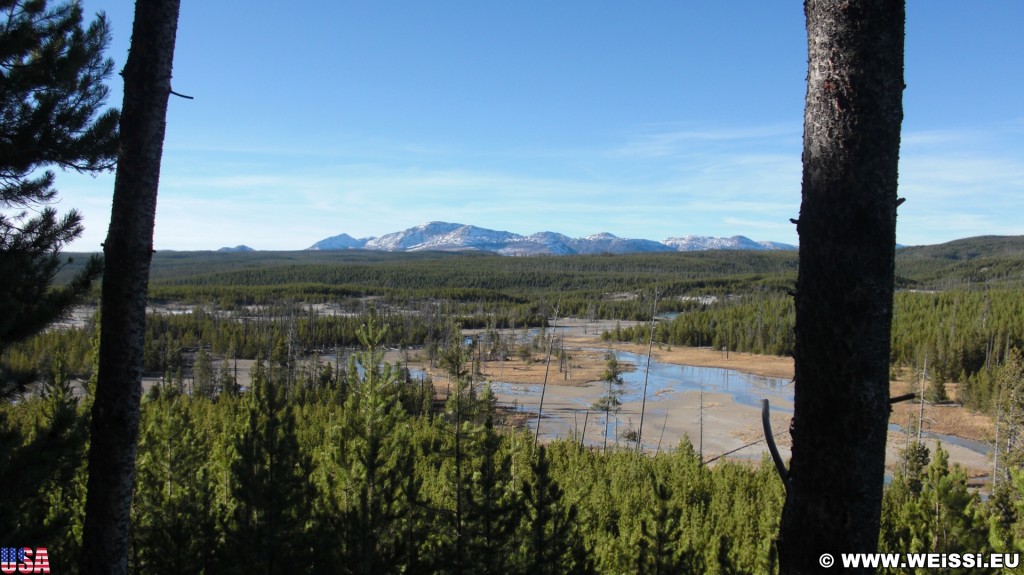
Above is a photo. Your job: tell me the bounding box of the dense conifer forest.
[5,238,1024,572]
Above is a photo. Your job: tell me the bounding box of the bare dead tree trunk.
[779,1,904,573]
[79,1,181,573]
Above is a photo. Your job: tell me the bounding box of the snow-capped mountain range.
[306,222,795,256]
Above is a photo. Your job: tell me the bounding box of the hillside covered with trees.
[3,316,1015,573]
[5,238,1024,572]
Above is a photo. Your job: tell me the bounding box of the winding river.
[488,349,989,458]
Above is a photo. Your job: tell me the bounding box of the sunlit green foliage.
[880,443,994,574]
[5,320,1024,573]
[8,238,1024,571]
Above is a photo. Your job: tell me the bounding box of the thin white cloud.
[615,123,800,159]
[57,120,1024,251]
[894,123,1024,243]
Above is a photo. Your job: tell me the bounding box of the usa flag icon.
[1,548,26,571]
[0,547,24,563]
[1,547,48,574]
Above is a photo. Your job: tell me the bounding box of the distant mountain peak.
[218,245,255,252]
[306,222,796,255]
[307,232,372,251]
[662,235,792,252]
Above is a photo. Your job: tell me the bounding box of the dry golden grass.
[889,371,994,443]
[396,348,625,389]
[576,338,796,380]
[394,332,994,445]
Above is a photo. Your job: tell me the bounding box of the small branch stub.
[889,392,916,405]
[762,399,790,491]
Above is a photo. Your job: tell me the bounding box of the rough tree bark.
[79,1,181,573]
[779,1,904,573]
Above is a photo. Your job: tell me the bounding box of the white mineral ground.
[141,315,992,481]
[406,319,993,481]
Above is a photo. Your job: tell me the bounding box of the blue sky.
[58,1,1023,251]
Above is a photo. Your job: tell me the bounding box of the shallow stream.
[487,349,989,458]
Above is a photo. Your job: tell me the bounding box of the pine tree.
[225,371,315,574]
[927,364,949,404]
[131,396,219,574]
[0,358,89,572]
[880,443,992,563]
[902,440,931,497]
[462,411,521,575]
[438,324,476,573]
[636,478,690,575]
[391,426,434,575]
[331,317,419,574]
[193,346,215,399]
[0,0,118,395]
[522,446,593,575]
[218,356,239,396]
[996,348,1024,480]
[592,352,623,453]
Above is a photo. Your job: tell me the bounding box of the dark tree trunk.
[79,1,181,573]
[779,1,904,573]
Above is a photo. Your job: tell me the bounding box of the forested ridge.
[53,234,1024,302]
[23,238,1024,415]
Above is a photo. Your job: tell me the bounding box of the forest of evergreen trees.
[603,288,1024,416]
[5,244,1024,572]
[9,285,1022,419]
[3,317,1018,574]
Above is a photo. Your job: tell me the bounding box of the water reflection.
[609,350,794,410]
[485,349,990,458]
[487,349,794,412]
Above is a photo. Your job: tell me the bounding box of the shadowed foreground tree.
[779,1,904,573]
[0,0,119,395]
[79,0,182,573]
[226,372,315,574]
